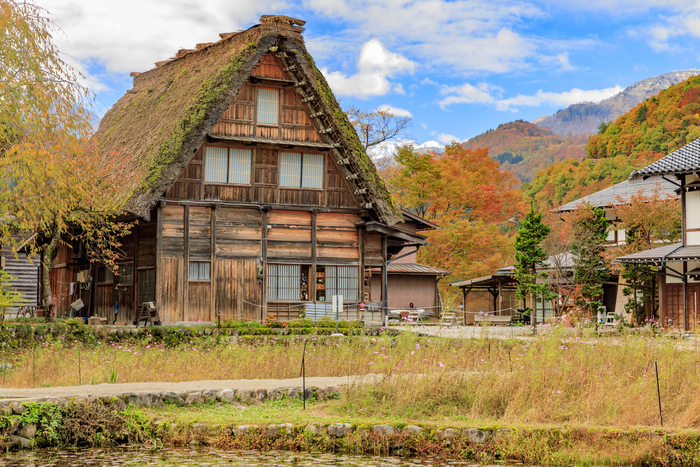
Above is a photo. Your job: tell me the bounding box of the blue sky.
[42,0,700,146]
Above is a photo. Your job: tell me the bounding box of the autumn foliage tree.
[0,0,137,314]
[345,106,412,149]
[613,187,681,322]
[388,143,523,283]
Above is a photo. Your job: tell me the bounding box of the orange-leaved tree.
[0,0,138,313]
[389,143,523,283]
[612,186,681,322]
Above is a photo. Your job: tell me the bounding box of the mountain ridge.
[532,70,700,135]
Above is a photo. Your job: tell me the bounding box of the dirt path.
[0,375,376,402]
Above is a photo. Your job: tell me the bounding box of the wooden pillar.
[183,204,190,322]
[382,235,388,326]
[210,205,217,323]
[497,280,503,314]
[358,226,365,305]
[462,287,470,325]
[311,209,317,303]
[261,209,268,322]
[659,273,665,327]
[155,203,164,317]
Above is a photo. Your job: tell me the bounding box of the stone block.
[185,392,204,405]
[254,387,267,402]
[303,388,314,401]
[18,423,37,439]
[236,388,252,402]
[10,401,25,415]
[9,436,31,449]
[328,423,352,437]
[233,425,257,435]
[305,423,325,435]
[437,428,458,440]
[217,389,235,402]
[161,391,185,407]
[404,425,423,435]
[202,389,217,403]
[373,424,396,436]
[267,387,283,401]
[464,428,490,444]
[287,387,301,399]
[130,328,139,336]
[0,404,12,416]
[121,392,144,408]
[109,397,127,411]
[141,393,164,408]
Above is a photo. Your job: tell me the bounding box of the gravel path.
[393,325,532,339]
[0,375,376,402]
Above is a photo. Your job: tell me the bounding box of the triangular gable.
[95,15,402,225]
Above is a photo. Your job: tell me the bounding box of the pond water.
[0,448,494,467]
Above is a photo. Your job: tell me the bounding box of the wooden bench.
[474,314,512,326]
[441,312,457,326]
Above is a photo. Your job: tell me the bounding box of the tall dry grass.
[3,326,700,429]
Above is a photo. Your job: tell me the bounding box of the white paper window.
[280,152,323,189]
[325,266,359,302]
[302,154,323,189]
[204,147,251,185]
[204,147,228,183]
[189,262,211,281]
[257,88,279,125]
[267,264,301,301]
[280,152,302,188]
[228,148,252,185]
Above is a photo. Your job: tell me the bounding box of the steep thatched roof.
[96,15,402,225]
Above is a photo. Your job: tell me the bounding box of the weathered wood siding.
[3,246,39,312]
[267,211,312,262]
[363,234,383,266]
[317,213,359,263]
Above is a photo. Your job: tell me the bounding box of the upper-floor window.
[204,147,251,185]
[280,152,324,189]
[257,88,279,125]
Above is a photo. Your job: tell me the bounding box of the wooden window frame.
[116,262,134,286]
[267,264,310,303]
[256,87,280,127]
[203,146,252,186]
[96,266,114,286]
[188,261,211,282]
[279,152,325,191]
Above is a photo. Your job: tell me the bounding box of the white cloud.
[420,122,428,130]
[438,82,502,108]
[494,86,623,111]
[436,133,464,144]
[438,81,624,111]
[40,0,283,90]
[303,0,588,76]
[376,105,413,118]
[394,83,406,95]
[321,39,415,99]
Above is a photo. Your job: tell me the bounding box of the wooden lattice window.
[280,152,323,189]
[257,88,279,125]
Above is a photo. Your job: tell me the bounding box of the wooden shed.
[46,16,425,324]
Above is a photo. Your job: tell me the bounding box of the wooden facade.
[48,43,427,324]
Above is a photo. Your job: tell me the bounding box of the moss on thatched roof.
[96,15,401,225]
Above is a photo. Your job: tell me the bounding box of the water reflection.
[0,448,486,466]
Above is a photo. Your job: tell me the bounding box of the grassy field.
[3,325,700,431]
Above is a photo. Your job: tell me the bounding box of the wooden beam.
[183,204,190,322]
[155,204,163,319]
[261,209,268,322]
[211,205,217,323]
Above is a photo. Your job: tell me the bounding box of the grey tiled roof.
[632,137,700,178]
[613,242,700,264]
[557,175,678,212]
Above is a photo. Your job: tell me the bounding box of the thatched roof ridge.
[96,15,401,225]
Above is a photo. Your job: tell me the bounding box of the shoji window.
[204,147,251,185]
[189,262,211,281]
[279,152,324,189]
[267,264,301,301]
[325,266,359,302]
[257,88,279,125]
